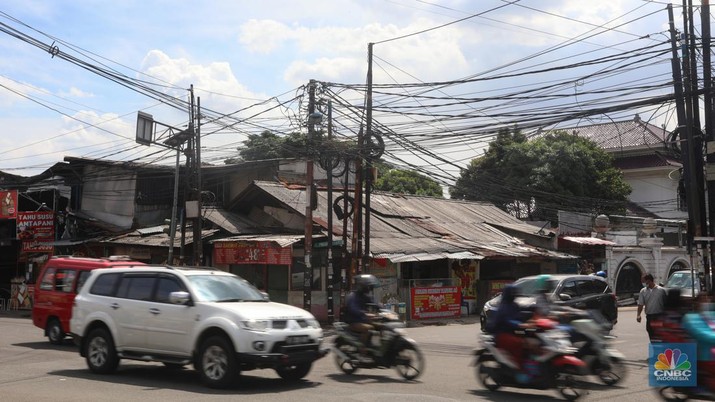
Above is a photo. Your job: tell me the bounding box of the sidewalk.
[0,308,31,318]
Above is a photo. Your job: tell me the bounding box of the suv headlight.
[241,320,270,331]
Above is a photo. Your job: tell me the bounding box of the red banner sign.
[0,190,18,219]
[17,211,55,252]
[410,286,462,320]
[213,241,292,265]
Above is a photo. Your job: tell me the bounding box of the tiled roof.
[558,116,668,150]
[613,154,681,170]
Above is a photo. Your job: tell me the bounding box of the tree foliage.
[226,132,443,197]
[374,163,443,197]
[450,128,631,222]
[224,131,309,163]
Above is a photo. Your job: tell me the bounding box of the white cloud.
[58,87,94,99]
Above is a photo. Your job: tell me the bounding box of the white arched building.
[558,211,696,303]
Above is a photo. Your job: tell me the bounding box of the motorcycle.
[332,309,425,380]
[552,307,627,386]
[659,386,715,401]
[473,317,587,401]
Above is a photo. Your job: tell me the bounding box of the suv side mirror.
[559,293,572,301]
[169,291,191,305]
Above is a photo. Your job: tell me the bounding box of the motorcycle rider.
[344,274,381,358]
[487,284,528,367]
[680,296,715,394]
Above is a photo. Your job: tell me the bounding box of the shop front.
[212,236,298,305]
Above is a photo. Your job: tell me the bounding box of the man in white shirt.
[637,273,667,341]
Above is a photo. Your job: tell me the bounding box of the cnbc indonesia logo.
[653,348,693,383]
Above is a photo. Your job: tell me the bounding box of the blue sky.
[0,1,689,183]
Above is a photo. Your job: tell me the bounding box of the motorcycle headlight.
[241,320,270,331]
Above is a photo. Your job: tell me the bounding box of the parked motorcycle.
[332,309,425,380]
[473,317,587,401]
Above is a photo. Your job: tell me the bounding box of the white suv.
[70,266,327,388]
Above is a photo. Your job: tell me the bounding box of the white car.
[70,266,327,388]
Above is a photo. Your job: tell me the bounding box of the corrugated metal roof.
[213,234,304,248]
[252,181,577,261]
[562,236,617,246]
[99,228,219,247]
[203,207,261,234]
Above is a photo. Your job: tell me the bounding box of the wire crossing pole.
[304,80,316,312]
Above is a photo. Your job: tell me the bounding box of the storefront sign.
[214,241,292,265]
[17,211,55,252]
[410,286,462,320]
[0,190,17,219]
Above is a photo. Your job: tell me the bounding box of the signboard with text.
[17,211,55,252]
[213,241,292,265]
[410,286,462,320]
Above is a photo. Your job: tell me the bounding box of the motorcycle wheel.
[394,342,425,380]
[333,338,359,375]
[557,376,584,401]
[658,386,690,401]
[597,356,627,386]
[476,361,501,391]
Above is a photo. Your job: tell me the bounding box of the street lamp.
[135,112,192,264]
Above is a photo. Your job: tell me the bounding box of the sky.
[0,0,697,186]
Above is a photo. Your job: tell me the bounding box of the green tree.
[450,128,631,222]
[224,131,309,163]
[374,164,443,197]
[227,132,443,196]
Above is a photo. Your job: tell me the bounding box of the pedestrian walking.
[637,273,667,342]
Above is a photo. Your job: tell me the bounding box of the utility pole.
[363,43,374,273]
[303,80,317,312]
[703,0,715,294]
[190,86,203,265]
[326,100,335,323]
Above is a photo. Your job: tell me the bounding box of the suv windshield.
[187,274,266,302]
[514,277,558,295]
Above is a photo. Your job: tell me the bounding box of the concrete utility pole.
[703,0,715,294]
[190,87,203,265]
[326,100,336,323]
[303,80,317,312]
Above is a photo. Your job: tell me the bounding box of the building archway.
[667,259,689,279]
[615,260,644,301]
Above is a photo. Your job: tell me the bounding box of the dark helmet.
[354,274,380,293]
[501,284,518,303]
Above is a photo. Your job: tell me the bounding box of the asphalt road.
[0,306,666,401]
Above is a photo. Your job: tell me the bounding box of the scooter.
[473,317,587,401]
[556,310,627,386]
[333,309,425,380]
[659,386,715,401]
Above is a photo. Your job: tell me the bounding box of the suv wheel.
[198,336,237,388]
[275,362,312,381]
[85,328,119,374]
[47,318,65,345]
